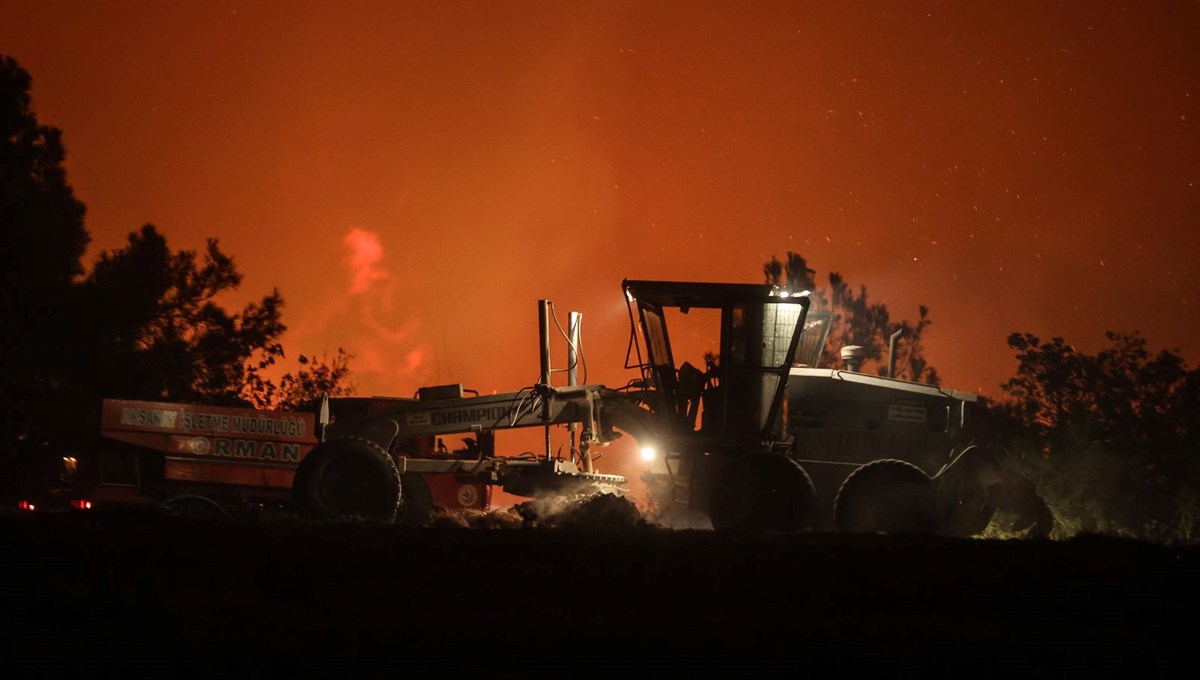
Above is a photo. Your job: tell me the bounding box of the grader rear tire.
[709,453,816,532]
[294,437,401,523]
[835,459,938,535]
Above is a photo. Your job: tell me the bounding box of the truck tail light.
[18,500,35,511]
[70,499,93,510]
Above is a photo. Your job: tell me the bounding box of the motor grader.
[296,279,1050,535]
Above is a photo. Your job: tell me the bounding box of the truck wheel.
[157,495,232,522]
[294,437,401,523]
[709,453,815,531]
[397,473,435,527]
[835,459,938,535]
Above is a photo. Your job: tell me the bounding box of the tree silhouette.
[994,331,1200,541]
[0,56,90,494]
[0,58,89,412]
[762,252,816,293]
[69,224,287,406]
[762,252,939,384]
[244,348,356,411]
[1002,331,1199,467]
[0,56,357,500]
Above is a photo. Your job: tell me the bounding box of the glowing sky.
[4,1,1198,404]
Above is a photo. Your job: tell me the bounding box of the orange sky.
[3,2,1198,482]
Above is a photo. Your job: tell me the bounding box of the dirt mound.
[553,492,647,530]
[514,491,650,531]
[427,507,525,529]
[424,493,649,531]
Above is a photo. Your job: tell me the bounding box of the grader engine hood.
[785,368,980,471]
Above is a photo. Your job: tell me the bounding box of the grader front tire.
[709,453,816,532]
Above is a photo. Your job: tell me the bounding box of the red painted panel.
[424,473,490,511]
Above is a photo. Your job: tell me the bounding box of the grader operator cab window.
[663,304,723,430]
[722,301,808,436]
[640,305,674,375]
[623,280,811,440]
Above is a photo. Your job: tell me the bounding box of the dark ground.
[1,507,1196,678]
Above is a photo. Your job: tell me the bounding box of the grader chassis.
[298,279,1048,535]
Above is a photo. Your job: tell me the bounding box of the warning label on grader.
[887,399,928,423]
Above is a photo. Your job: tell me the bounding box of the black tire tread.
[834,458,937,535]
[398,473,435,527]
[933,445,1000,537]
[294,436,401,523]
[709,452,816,532]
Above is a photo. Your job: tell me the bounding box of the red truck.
[13,397,490,524]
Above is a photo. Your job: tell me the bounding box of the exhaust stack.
[840,345,865,372]
[887,327,905,379]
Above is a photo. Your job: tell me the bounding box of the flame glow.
[344,228,388,295]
